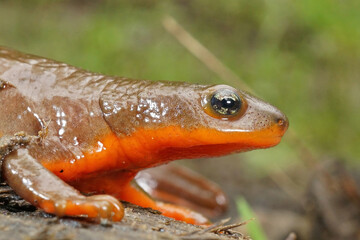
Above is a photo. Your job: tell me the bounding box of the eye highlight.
[203,87,247,119]
[210,89,241,116]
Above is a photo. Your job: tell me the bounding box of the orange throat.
[43,124,285,182]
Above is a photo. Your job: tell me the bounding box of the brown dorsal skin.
[0,46,288,224]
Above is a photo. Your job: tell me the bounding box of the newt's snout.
[275,113,289,136]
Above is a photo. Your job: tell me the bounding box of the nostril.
[275,115,289,131]
[277,118,285,126]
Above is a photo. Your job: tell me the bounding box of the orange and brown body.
[0,46,288,224]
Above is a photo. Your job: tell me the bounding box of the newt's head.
[101,81,288,166]
[198,84,288,147]
[178,84,288,156]
[149,84,288,161]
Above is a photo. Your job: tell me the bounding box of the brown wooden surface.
[0,183,247,240]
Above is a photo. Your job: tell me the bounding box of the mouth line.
[157,135,284,161]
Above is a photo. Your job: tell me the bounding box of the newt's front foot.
[2,148,124,222]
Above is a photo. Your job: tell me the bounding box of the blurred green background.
[0,0,359,238]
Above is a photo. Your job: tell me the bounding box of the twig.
[180,218,231,236]
[210,218,254,234]
[180,218,249,240]
[162,15,252,93]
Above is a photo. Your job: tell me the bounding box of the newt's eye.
[210,89,242,116]
[202,87,247,120]
[202,86,247,119]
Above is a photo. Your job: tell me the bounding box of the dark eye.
[210,89,242,116]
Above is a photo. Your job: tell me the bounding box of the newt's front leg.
[2,148,124,221]
[71,171,209,225]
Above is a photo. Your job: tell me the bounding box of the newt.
[0,46,288,225]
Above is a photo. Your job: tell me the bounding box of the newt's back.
[0,47,112,170]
